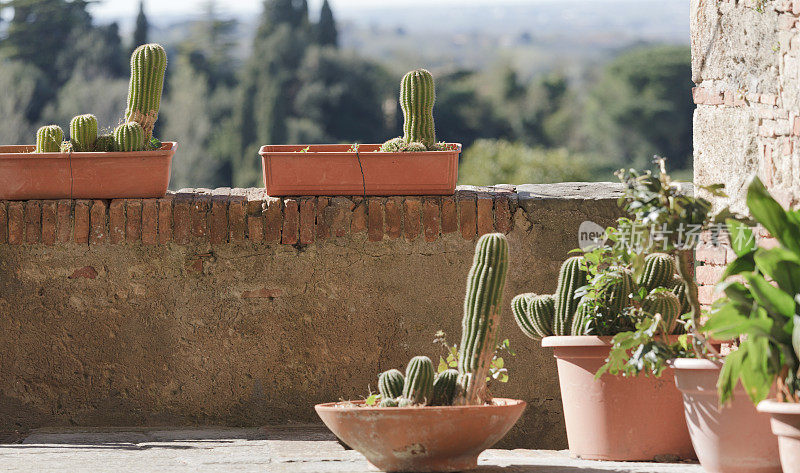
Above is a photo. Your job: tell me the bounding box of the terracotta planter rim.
[671,357,722,371]
[0,142,176,155]
[315,397,524,412]
[541,334,684,348]
[757,399,800,414]
[259,143,462,156]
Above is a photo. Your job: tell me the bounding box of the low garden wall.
[0,183,623,448]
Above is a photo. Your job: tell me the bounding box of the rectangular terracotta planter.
[0,142,177,200]
[259,144,461,196]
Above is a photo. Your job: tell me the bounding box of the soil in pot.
[315,398,525,472]
[758,400,800,473]
[542,335,694,461]
[673,358,780,473]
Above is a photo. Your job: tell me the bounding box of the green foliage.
[126,43,167,143]
[403,356,435,405]
[35,125,63,153]
[113,122,145,152]
[69,114,97,152]
[706,176,800,404]
[457,139,593,186]
[457,233,509,405]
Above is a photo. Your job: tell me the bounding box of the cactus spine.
[603,268,635,314]
[114,122,145,152]
[400,69,436,150]
[457,233,509,405]
[95,134,117,152]
[643,291,681,334]
[553,256,588,336]
[35,125,64,153]
[378,369,405,400]
[571,302,592,335]
[126,43,167,142]
[669,276,689,314]
[402,356,435,405]
[69,114,98,152]
[431,369,458,406]
[638,253,676,291]
[512,293,555,339]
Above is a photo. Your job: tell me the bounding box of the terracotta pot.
[541,336,694,461]
[259,144,461,196]
[758,400,800,473]
[315,398,525,472]
[0,143,177,200]
[672,358,780,473]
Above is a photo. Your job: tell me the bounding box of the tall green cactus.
[553,256,588,336]
[603,268,635,314]
[400,69,436,150]
[637,253,676,291]
[114,122,145,152]
[35,125,63,153]
[669,276,690,314]
[643,291,681,334]
[431,369,458,406]
[402,356,435,405]
[512,293,555,339]
[69,114,98,152]
[457,232,509,405]
[126,43,167,142]
[571,302,592,335]
[378,369,405,400]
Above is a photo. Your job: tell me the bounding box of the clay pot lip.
[259,143,463,156]
[541,335,614,347]
[0,142,177,158]
[758,399,800,414]
[314,397,525,412]
[670,357,722,370]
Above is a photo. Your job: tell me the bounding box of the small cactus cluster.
[375,233,510,407]
[380,69,450,153]
[32,43,167,154]
[512,252,689,338]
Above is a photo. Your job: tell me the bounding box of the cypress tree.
[316,0,338,47]
[130,0,149,55]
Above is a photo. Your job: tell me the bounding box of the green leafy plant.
[705,176,800,404]
[434,331,515,385]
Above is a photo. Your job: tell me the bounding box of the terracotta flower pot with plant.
[0,43,176,200]
[315,233,526,472]
[511,230,695,460]
[260,69,460,196]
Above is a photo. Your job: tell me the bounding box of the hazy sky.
[90,0,548,19]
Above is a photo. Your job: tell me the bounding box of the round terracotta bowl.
[672,358,780,473]
[315,398,526,472]
[757,400,800,473]
[542,335,694,461]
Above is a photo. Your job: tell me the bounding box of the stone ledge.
[0,183,623,246]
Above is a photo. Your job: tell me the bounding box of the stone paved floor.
[0,426,703,472]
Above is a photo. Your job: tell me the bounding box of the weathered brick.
[695,246,727,266]
[191,195,211,240]
[477,196,494,235]
[265,198,282,243]
[8,202,23,245]
[299,198,316,245]
[691,87,707,104]
[441,197,457,234]
[40,201,56,246]
[24,201,41,244]
[89,200,107,245]
[73,201,91,244]
[126,200,142,242]
[56,200,72,243]
[210,191,229,245]
[69,266,97,280]
[316,197,331,240]
[794,116,800,136]
[228,195,247,242]
[403,198,421,240]
[779,13,797,30]
[698,285,717,306]
[494,196,512,233]
[329,197,354,238]
[142,199,158,245]
[0,202,9,244]
[696,264,726,286]
[723,90,734,106]
[458,193,477,240]
[158,196,173,244]
[784,139,794,156]
[384,198,402,239]
[282,199,299,245]
[246,189,265,243]
[109,200,125,244]
[706,90,724,105]
[423,198,440,242]
[173,197,191,244]
[368,198,383,242]
[351,198,367,234]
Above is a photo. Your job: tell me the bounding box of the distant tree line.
[0,0,694,188]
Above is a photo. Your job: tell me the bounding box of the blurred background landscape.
[0,0,692,188]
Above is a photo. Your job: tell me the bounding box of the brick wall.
[692,0,800,305]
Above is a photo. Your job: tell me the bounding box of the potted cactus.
[0,43,177,200]
[315,234,526,472]
[259,69,461,196]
